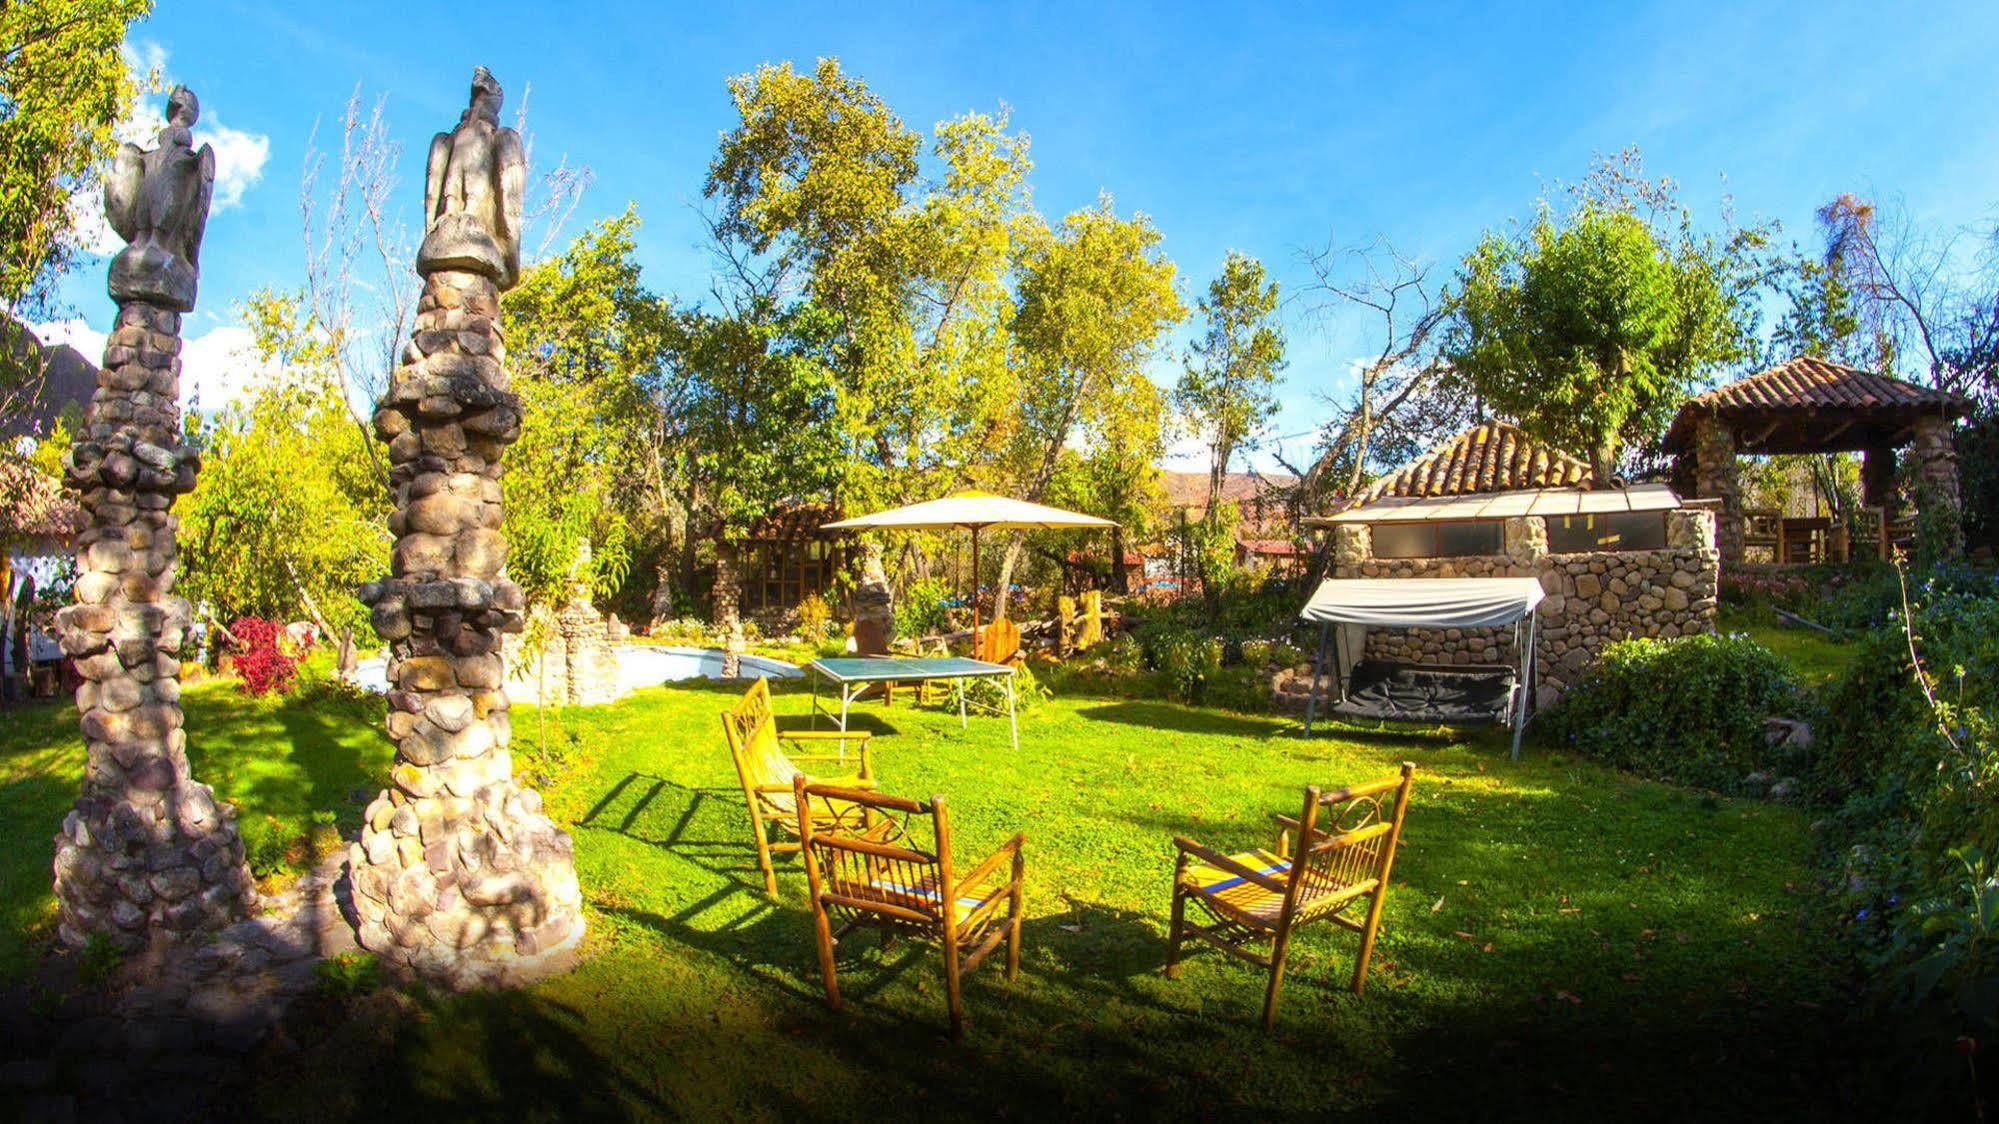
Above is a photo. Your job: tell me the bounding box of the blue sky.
[43,0,1999,469]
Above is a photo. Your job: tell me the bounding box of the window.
[1546,512,1667,554]
[1369,520,1502,559]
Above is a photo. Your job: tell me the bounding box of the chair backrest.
[1284,763,1416,912]
[722,677,799,795]
[795,779,955,924]
[976,618,1020,664]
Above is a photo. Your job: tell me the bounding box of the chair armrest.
[1271,813,1331,857]
[956,832,1026,893]
[760,777,874,793]
[1171,836,1288,894]
[780,729,873,742]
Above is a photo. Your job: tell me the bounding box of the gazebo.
[1663,356,1973,561]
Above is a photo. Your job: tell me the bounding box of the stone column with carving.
[52,86,256,952]
[349,67,583,986]
[1692,417,1743,563]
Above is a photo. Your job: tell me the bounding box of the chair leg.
[1351,890,1388,994]
[1262,927,1296,1031]
[751,815,778,898]
[1006,877,1024,984]
[1164,889,1187,978]
[809,897,841,1011]
[942,931,966,1039]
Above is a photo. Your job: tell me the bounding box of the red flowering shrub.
[229,616,309,696]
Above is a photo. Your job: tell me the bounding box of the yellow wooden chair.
[1166,763,1416,1029]
[721,677,877,897]
[794,778,1026,1038]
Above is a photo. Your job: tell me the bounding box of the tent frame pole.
[1303,621,1330,737]
[1510,610,1537,762]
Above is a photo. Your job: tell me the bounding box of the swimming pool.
[350,644,801,700]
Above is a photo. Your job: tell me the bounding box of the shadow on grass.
[1076,701,1292,738]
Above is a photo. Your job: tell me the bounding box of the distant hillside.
[3,319,97,441]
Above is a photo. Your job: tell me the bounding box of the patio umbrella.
[822,491,1116,643]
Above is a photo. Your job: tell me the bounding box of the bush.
[895,576,953,640]
[313,951,385,998]
[1817,585,1999,1055]
[1147,626,1224,705]
[795,593,833,638]
[228,616,307,695]
[1543,632,1806,793]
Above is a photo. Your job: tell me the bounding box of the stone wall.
[1277,509,1718,711]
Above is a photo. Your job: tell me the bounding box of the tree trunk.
[1110,523,1130,595]
[1592,433,1621,491]
[991,534,1023,622]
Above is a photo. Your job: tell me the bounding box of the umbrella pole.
[969,524,981,648]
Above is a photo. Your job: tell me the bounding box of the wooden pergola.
[1663,357,1972,562]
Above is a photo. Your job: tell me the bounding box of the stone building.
[1662,356,1972,562]
[1285,422,1719,710]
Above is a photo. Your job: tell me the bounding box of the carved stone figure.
[103,85,215,312]
[55,84,255,954]
[417,66,526,287]
[350,65,583,987]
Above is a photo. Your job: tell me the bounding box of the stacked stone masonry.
[351,266,584,987]
[52,301,257,950]
[1274,510,1720,712]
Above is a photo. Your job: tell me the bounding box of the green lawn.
[1719,602,1861,687]
[1,669,1860,1119]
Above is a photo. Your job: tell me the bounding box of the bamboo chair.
[1166,763,1416,1030]
[721,677,877,897]
[975,617,1023,666]
[794,777,1026,1038]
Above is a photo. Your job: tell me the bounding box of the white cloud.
[68,40,271,255]
[31,317,271,413]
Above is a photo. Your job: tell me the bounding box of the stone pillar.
[1909,415,1963,558]
[712,543,743,677]
[1692,417,1743,563]
[1862,445,1898,512]
[555,546,616,705]
[1329,524,1371,578]
[348,67,582,986]
[1503,516,1548,569]
[52,85,256,953]
[851,541,894,654]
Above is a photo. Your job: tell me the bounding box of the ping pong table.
[806,656,1019,750]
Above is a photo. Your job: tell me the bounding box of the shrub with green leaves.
[1544,632,1806,792]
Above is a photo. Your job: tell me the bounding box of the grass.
[1,664,1869,1119]
[1719,602,1861,686]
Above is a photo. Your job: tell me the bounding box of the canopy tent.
[822,492,1116,640]
[1298,577,1545,759]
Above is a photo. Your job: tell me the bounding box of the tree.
[501,210,669,609]
[1292,236,1462,509]
[1177,251,1284,522]
[1046,369,1168,593]
[0,0,149,316]
[177,290,389,638]
[1447,154,1767,483]
[997,196,1183,613]
[1812,192,1999,401]
[704,59,1033,512]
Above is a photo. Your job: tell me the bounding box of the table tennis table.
[806,656,1019,750]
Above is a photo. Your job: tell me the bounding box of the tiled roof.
[1236,538,1301,555]
[1663,356,1971,452]
[1341,422,1593,509]
[741,502,842,541]
[0,458,83,543]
